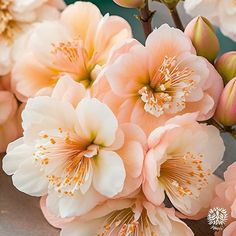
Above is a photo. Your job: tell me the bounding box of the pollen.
[0,0,17,39]
[50,138,56,144]
[34,128,97,196]
[159,151,211,199]
[50,39,89,77]
[139,56,194,117]
[96,208,157,236]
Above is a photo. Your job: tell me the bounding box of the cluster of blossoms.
[184,0,236,41]
[1,0,236,235]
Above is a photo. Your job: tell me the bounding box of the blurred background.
[64,0,236,54]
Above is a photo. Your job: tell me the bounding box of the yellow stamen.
[34,128,96,196]
[96,208,157,236]
[159,152,211,199]
[139,56,194,117]
[0,0,18,39]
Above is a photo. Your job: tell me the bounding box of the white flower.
[2,96,129,217]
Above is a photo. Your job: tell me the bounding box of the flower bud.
[185,16,220,62]
[215,52,236,84]
[215,77,236,126]
[113,0,145,8]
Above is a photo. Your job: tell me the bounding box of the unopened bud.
[215,78,236,126]
[215,51,236,84]
[185,16,220,62]
[113,0,145,8]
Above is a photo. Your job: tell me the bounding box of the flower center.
[159,152,211,199]
[33,128,97,196]
[0,0,17,39]
[97,207,157,236]
[139,56,194,117]
[51,40,97,87]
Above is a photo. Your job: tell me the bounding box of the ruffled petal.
[22,96,76,144]
[2,140,32,175]
[52,76,87,107]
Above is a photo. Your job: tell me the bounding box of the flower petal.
[61,1,102,54]
[2,140,32,175]
[12,158,48,196]
[40,196,74,229]
[28,21,71,67]
[106,43,149,96]
[93,150,126,197]
[12,53,56,102]
[46,187,104,218]
[146,24,195,79]
[22,96,76,144]
[61,219,102,236]
[75,98,118,146]
[52,76,87,107]
[94,15,131,64]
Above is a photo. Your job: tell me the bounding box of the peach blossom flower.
[143,113,225,218]
[46,194,194,236]
[184,0,236,41]
[0,0,64,76]
[212,163,236,236]
[12,1,132,102]
[0,75,21,153]
[2,77,145,218]
[104,24,223,135]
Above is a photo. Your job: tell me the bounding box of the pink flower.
[0,0,64,76]
[104,24,223,135]
[212,163,236,236]
[42,194,194,236]
[2,77,145,218]
[143,113,225,217]
[12,1,132,102]
[0,75,21,153]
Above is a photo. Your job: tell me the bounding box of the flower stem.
[207,118,236,139]
[138,2,155,38]
[169,7,184,31]
[207,118,225,132]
